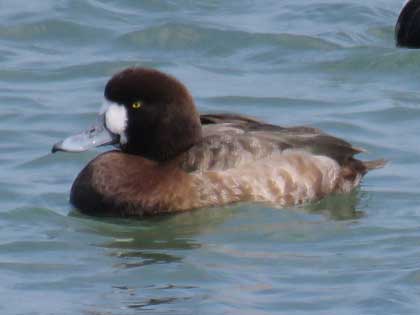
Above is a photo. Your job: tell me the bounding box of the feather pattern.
[181,113,363,173]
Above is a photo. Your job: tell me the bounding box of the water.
[0,0,419,314]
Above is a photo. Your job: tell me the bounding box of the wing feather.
[180,113,363,172]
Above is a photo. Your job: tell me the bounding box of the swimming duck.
[52,67,384,217]
[396,0,420,47]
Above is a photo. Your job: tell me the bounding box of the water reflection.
[126,296,191,310]
[68,189,364,276]
[69,206,239,271]
[70,190,366,315]
[303,190,364,220]
[111,251,182,269]
[70,189,364,254]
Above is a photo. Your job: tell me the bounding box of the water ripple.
[0,19,108,44]
[118,22,338,56]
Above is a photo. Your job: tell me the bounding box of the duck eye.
[132,102,142,109]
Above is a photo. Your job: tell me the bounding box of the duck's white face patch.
[101,100,128,144]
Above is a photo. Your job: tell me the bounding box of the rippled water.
[1,1,419,314]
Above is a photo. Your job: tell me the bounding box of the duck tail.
[363,159,387,171]
[338,158,386,193]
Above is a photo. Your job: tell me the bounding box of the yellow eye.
[132,102,142,109]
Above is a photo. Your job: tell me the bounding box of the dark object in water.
[396,0,420,48]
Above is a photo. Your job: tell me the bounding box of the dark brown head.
[52,68,203,161]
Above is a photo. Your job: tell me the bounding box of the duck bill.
[52,114,118,153]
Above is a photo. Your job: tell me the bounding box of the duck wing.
[180,113,364,173]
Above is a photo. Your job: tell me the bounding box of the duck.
[396,0,420,48]
[52,67,385,217]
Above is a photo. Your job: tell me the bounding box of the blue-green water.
[1,1,419,314]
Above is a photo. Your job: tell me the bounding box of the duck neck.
[123,115,203,162]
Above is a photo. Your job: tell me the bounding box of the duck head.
[52,68,202,161]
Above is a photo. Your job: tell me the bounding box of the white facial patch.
[102,100,128,144]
